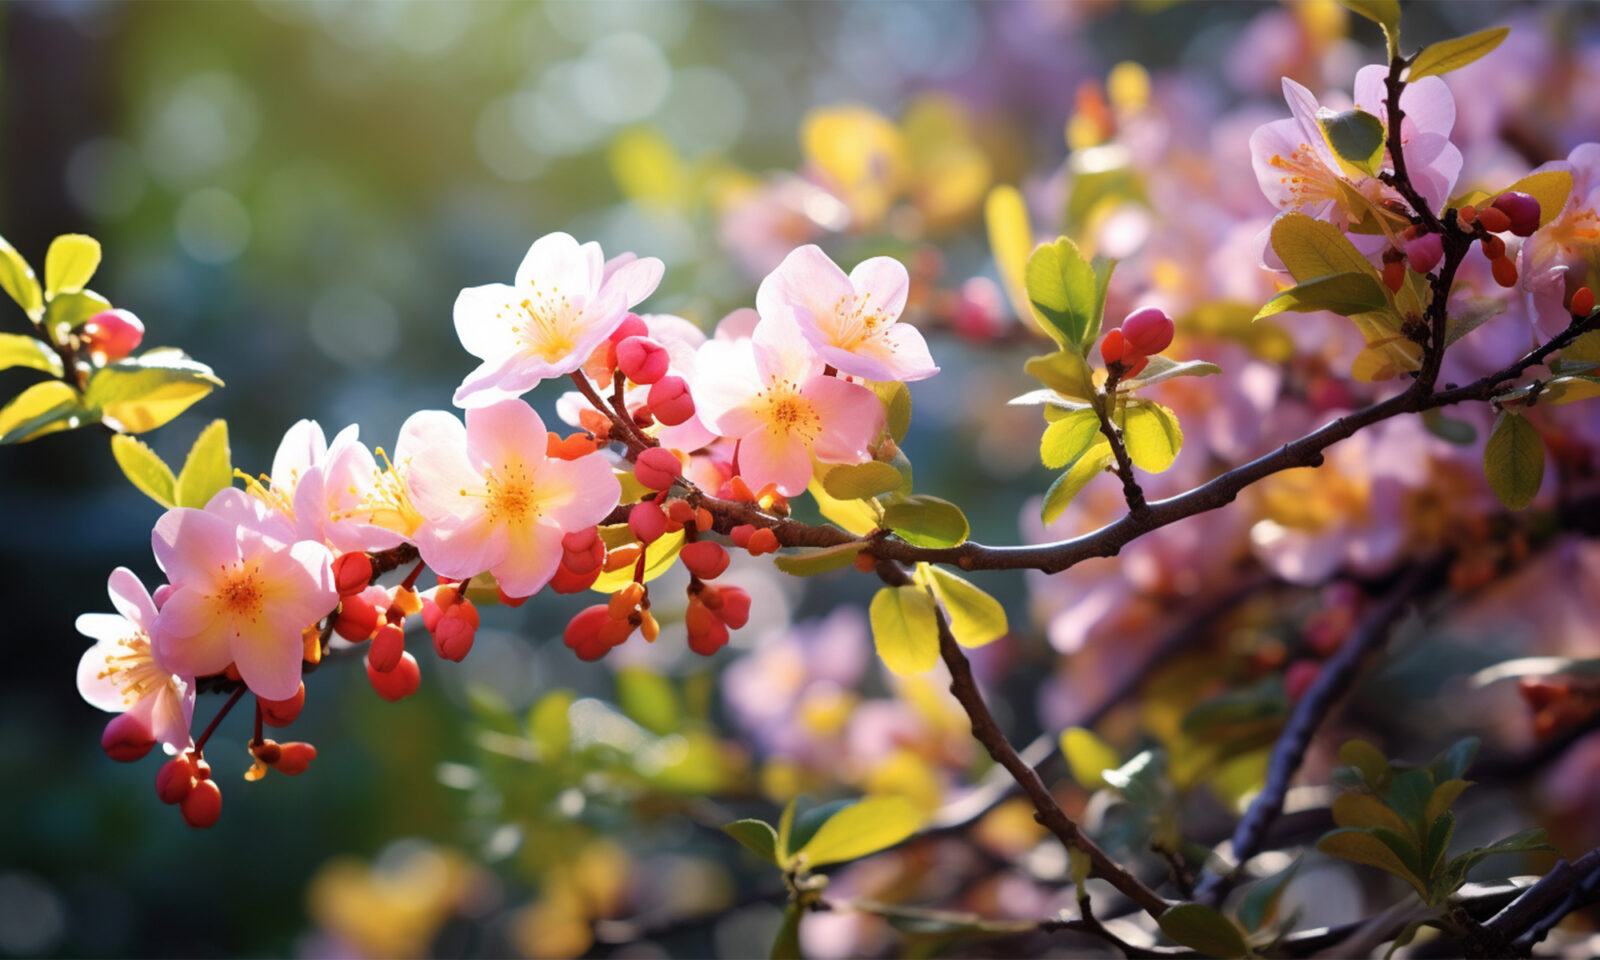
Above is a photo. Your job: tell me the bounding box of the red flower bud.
[332,552,373,597]
[261,683,306,727]
[609,313,648,343]
[647,376,696,426]
[711,585,751,630]
[78,309,145,364]
[629,500,669,544]
[1475,205,1511,234]
[1491,190,1541,237]
[634,447,683,490]
[334,591,380,642]
[1491,255,1518,288]
[616,336,670,385]
[369,623,405,674]
[432,607,477,661]
[1099,328,1127,366]
[563,605,614,661]
[1572,286,1595,317]
[1120,306,1174,355]
[680,541,730,580]
[548,562,602,594]
[368,651,421,702]
[687,616,730,656]
[102,712,155,763]
[181,778,223,829]
[1404,232,1443,274]
[273,742,317,776]
[155,754,196,805]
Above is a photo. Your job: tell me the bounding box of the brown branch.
[1195,559,1446,905]
[875,561,1171,920]
[1482,846,1600,955]
[569,371,654,458]
[1094,364,1149,514]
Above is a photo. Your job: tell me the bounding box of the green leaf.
[1427,737,1480,784]
[0,381,90,444]
[869,585,940,676]
[43,234,101,299]
[616,667,681,735]
[722,819,780,864]
[1339,740,1391,791]
[1116,402,1183,473]
[528,689,574,759]
[0,333,64,377]
[110,434,178,508]
[777,797,799,862]
[1041,446,1111,525]
[45,289,111,333]
[1333,793,1412,836]
[1318,828,1428,897]
[1271,213,1383,285]
[1444,298,1507,348]
[1541,376,1600,407]
[1237,859,1300,933]
[1319,109,1386,177]
[1025,237,1098,351]
[0,235,43,321]
[772,902,804,960]
[85,351,223,434]
[1087,256,1117,351]
[1424,779,1472,831]
[1156,903,1248,959]
[870,380,911,443]
[807,476,881,536]
[1040,408,1100,470]
[796,795,924,866]
[922,565,1007,647]
[822,460,903,500]
[1120,356,1223,389]
[1483,411,1544,510]
[882,495,969,548]
[173,419,232,509]
[1060,727,1120,790]
[1255,272,1389,321]
[1102,749,1167,807]
[1024,350,1095,401]
[1340,0,1401,56]
[773,542,866,577]
[1446,828,1554,880]
[1008,388,1092,412]
[1385,768,1436,833]
[1424,809,1456,878]
[789,799,854,856]
[1409,27,1510,80]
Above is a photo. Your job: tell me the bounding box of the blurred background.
[5,1,1600,957]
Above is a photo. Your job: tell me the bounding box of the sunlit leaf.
[869,585,940,676]
[822,460,903,500]
[0,332,63,377]
[882,495,968,548]
[110,434,177,508]
[1024,350,1095,400]
[1041,445,1110,525]
[86,352,223,434]
[1060,726,1120,790]
[1040,408,1100,469]
[1115,402,1183,473]
[0,234,43,321]
[0,380,89,444]
[1409,27,1510,80]
[1025,236,1098,351]
[808,475,881,535]
[921,564,1006,647]
[43,234,101,299]
[174,419,232,509]
[590,528,685,592]
[1255,272,1389,321]
[722,819,780,865]
[986,185,1039,334]
[773,542,866,577]
[795,795,924,866]
[870,380,912,443]
[1119,356,1222,389]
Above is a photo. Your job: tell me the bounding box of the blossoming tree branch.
[6,1,1600,955]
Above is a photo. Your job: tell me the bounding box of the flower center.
[1268,143,1346,210]
[218,565,265,621]
[333,446,425,536]
[828,293,892,352]
[512,287,579,364]
[482,463,540,524]
[756,379,821,442]
[98,633,167,705]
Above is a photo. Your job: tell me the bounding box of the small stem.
[252,699,264,747]
[194,685,247,756]
[1093,365,1148,514]
[399,559,426,591]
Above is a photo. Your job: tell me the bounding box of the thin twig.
[1094,364,1149,514]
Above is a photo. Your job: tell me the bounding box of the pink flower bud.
[332,552,372,597]
[369,623,405,673]
[432,607,477,661]
[368,651,421,701]
[1491,191,1541,237]
[155,755,196,804]
[629,500,669,544]
[1120,307,1174,356]
[647,375,696,426]
[680,541,730,580]
[616,336,670,385]
[610,313,649,343]
[102,712,155,762]
[564,605,615,661]
[1404,232,1443,274]
[79,309,144,364]
[633,447,683,490]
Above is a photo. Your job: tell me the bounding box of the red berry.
[648,376,696,426]
[181,778,223,829]
[368,651,421,702]
[1404,233,1443,274]
[1480,233,1506,261]
[1120,306,1174,355]
[273,742,317,776]
[334,591,380,642]
[609,313,648,343]
[680,541,730,580]
[616,336,671,385]
[78,309,144,363]
[155,755,196,805]
[1491,191,1541,237]
[713,585,752,629]
[687,617,730,656]
[1099,328,1127,365]
[549,562,602,594]
[563,605,614,661]
[629,500,669,544]
[1475,205,1511,234]
[1491,255,1518,288]
[634,447,683,491]
[1285,660,1322,702]
[101,713,155,763]
[261,683,306,727]
[369,623,405,673]
[432,607,476,661]
[1382,259,1405,293]
[1572,286,1595,317]
[332,552,373,597]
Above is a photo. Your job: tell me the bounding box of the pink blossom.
[692,313,885,497]
[756,245,938,383]
[1520,143,1600,335]
[556,313,718,453]
[151,489,339,700]
[76,567,195,753]
[452,232,664,408]
[398,398,621,597]
[1250,66,1461,226]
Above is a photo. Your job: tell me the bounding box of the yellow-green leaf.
[1025,236,1097,351]
[1116,402,1183,473]
[822,460,903,500]
[110,434,177,508]
[1332,793,1411,835]
[1483,411,1544,510]
[1540,377,1600,406]
[43,234,101,298]
[1409,27,1510,80]
[1319,109,1386,177]
[0,380,88,444]
[1340,0,1401,56]
[1041,445,1110,525]
[808,476,882,535]
[1040,408,1100,469]
[1317,828,1429,897]
[1270,213,1381,284]
[922,564,1007,647]
[616,666,681,735]
[1339,739,1391,789]
[985,184,1038,334]
[1425,778,1472,829]
[773,542,866,577]
[1156,903,1249,959]
[869,585,939,676]
[795,795,924,866]
[86,353,223,434]
[174,419,232,508]
[1255,272,1389,321]
[722,819,780,864]
[1060,727,1120,790]
[0,332,63,377]
[882,494,968,548]
[1024,350,1095,401]
[0,235,43,321]
[590,528,685,591]
[870,380,912,443]
[528,689,574,759]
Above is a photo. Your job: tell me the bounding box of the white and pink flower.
[77,568,195,754]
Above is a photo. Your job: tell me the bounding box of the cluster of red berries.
[1099,306,1176,379]
[574,315,698,441]
[1518,674,1600,740]
[1385,190,1542,292]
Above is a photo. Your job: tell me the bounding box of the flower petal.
[533,453,622,531]
[514,232,592,293]
[848,256,911,319]
[738,426,813,498]
[107,567,158,635]
[454,283,524,361]
[151,589,235,679]
[271,420,328,494]
[491,523,564,597]
[806,376,883,464]
[465,398,546,475]
[229,617,305,701]
[152,507,239,587]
